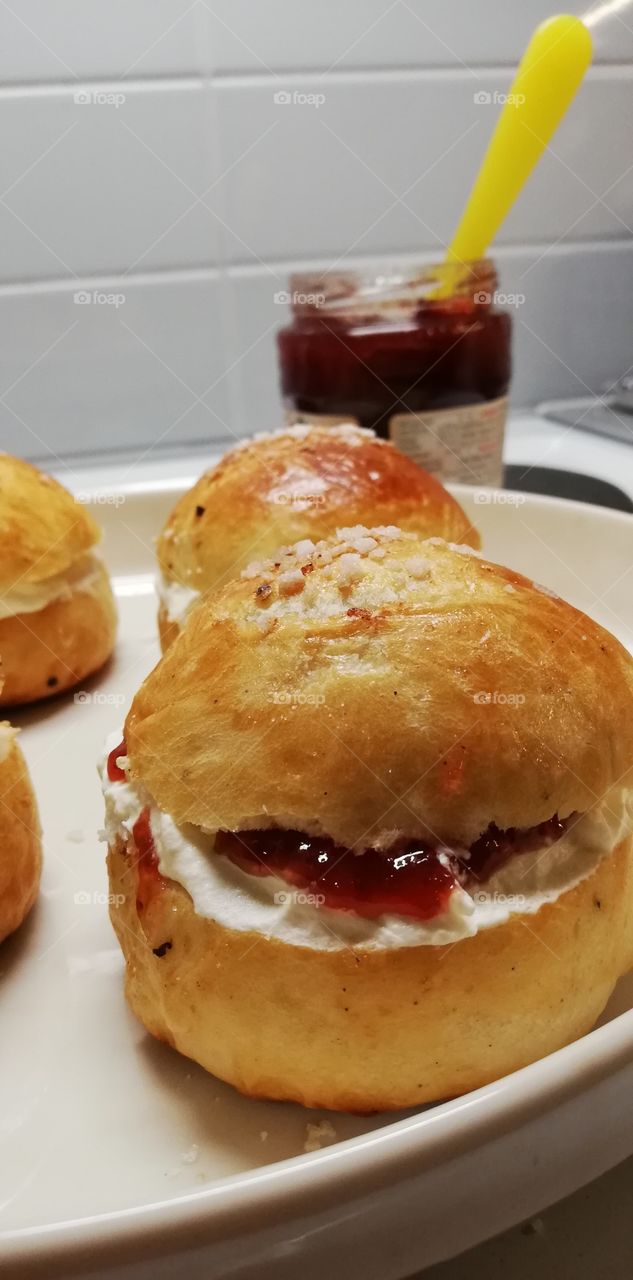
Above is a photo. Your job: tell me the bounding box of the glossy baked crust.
[0,454,100,589]
[107,832,633,1110]
[127,529,633,850]
[0,730,42,944]
[157,604,180,653]
[0,559,117,705]
[156,425,480,643]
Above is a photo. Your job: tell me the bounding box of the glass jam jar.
[276,261,512,486]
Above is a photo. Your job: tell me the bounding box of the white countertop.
[505,412,633,498]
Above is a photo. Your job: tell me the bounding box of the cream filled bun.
[0,455,117,704]
[104,527,633,1111]
[156,423,480,648]
[0,723,42,943]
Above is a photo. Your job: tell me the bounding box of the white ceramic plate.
[1,481,632,1280]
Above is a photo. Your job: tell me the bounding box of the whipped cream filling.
[0,551,103,620]
[100,733,633,953]
[156,575,200,627]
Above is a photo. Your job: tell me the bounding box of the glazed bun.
[104,527,633,1110]
[0,455,117,704]
[156,423,479,647]
[0,454,99,583]
[132,528,633,848]
[0,724,42,944]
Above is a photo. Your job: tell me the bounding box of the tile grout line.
[1,61,632,97]
[1,236,633,297]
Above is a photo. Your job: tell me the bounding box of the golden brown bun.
[0,728,42,944]
[0,454,100,589]
[156,426,479,622]
[0,559,117,705]
[107,832,633,1110]
[127,529,633,850]
[157,604,180,653]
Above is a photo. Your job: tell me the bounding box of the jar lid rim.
[288,260,498,312]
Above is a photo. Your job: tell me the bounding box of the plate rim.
[4,1009,633,1267]
[3,478,632,1269]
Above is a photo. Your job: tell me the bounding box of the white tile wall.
[0,1,632,462]
[0,274,234,460]
[214,69,633,263]
[2,1,632,83]
[199,1,633,72]
[0,83,222,281]
[0,2,200,83]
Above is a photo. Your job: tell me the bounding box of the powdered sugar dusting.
[240,524,441,622]
[405,556,432,579]
[336,552,365,586]
[426,537,480,558]
[223,421,379,459]
[241,524,415,585]
[277,567,305,596]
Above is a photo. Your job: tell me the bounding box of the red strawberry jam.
[131,807,163,912]
[107,739,127,782]
[216,830,457,921]
[465,814,570,882]
[216,813,572,923]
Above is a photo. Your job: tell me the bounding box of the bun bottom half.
[0,561,117,705]
[0,737,42,944]
[107,835,633,1112]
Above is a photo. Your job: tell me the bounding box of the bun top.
[0,455,100,589]
[127,526,633,850]
[156,424,480,591]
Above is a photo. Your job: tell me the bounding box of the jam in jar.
[276,261,512,485]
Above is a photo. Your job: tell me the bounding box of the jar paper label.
[389,397,508,485]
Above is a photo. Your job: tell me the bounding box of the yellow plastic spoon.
[445,14,592,267]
